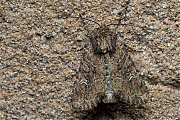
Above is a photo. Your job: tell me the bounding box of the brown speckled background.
[0,0,179,119]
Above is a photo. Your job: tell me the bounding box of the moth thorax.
[99,36,112,53]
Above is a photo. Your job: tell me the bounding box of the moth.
[71,23,149,111]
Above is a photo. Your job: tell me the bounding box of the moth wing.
[72,45,105,111]
[111,42,149,105]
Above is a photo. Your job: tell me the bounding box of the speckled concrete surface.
[0,0,179,119]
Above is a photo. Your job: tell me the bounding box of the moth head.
[90,24,117,54]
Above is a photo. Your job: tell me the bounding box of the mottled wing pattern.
[111,42,149,105]
[71,24,148,111]
[71,44,105,111]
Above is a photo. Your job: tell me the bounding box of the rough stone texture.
[0,0,179,119]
